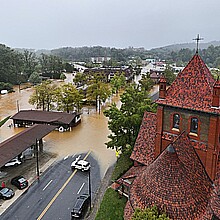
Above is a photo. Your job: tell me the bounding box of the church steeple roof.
[156,54,219,114]
[126,132,219,219]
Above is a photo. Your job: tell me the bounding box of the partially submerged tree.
[55,83,83,113]
[110,72,126,94]
[87,81,111,113]
[29,80,57,111]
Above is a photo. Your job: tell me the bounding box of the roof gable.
[157,54,219,114]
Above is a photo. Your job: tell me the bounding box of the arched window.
[190,117,198,134]
[173,113,180,129]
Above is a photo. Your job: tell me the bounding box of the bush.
[111,148,133,181]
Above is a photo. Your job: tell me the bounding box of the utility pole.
[88,169,92,211]
[36,139,40,180]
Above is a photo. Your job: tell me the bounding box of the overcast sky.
[0,0,219,50]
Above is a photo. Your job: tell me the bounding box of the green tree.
[22,50,38,80]
[55,83,83,113]
[60,73,66,81]
[104,84,157,152]
[73,72,87,87]
[87,81,112,113]
[132,206,169,220]
[163,66,176,85]
[0,44,23,85]
[39,53,64,79]
[110,72,126,94]
[138,75,154,92]
[28,72,41,85]
[29,80,57,111]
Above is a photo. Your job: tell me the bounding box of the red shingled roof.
[156,54,220,115]
[125,132,220,219]
[130,111,157,166]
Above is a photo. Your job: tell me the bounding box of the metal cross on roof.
[193,34,204,53]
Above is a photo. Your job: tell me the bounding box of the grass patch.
[95,188,127,220]
[111,149,133,181]
[0,116,11,127]
[95,150,133,220]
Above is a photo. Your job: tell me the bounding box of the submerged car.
[71,156,91,171]
[71,194,90,219]
[0,187,15,200]
[11,176,28,190]
[4,158,22,167]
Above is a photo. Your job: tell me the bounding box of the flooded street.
[0,84,117,178]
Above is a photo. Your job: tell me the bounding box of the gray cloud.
[0,0,219,49]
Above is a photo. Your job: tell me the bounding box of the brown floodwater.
[0,83,119,178]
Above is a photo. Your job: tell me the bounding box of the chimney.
[159,75,167,99]
[212,77,220,108]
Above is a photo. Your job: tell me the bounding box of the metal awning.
[0,124,56,168]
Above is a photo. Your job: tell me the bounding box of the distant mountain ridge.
[13,41,220,54]
[150,41,220,52]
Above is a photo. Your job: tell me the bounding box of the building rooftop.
[156,54,220,115]
[11,110,79,125]
[130,111,157,166]
[125,132,220,219]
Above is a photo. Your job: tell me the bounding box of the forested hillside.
[1,41,220,89]
[50,44,220,68]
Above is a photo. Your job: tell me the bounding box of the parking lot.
[0,151,56,210]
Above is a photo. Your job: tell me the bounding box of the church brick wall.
[163,106,210,142]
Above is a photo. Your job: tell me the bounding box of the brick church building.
[112,53,220,219]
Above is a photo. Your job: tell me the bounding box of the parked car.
[11,176,28,190]
[4,158,22,167]
[0,187,15,200]
[71,156,91,171]
[71,194,90,219]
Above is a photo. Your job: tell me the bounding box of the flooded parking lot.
[0,84,117,178]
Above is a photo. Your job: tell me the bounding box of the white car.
[71,156,91,171]
[4,158,22,167]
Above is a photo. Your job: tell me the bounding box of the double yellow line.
[37,150,91,220]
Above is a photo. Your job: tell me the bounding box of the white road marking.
[77,183,85,194]
[43,180,53,191]
[64,155,69,160]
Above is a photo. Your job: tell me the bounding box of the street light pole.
[36,139,40,180]
[88,169,92,211]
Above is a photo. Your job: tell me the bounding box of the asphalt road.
[0,152,101,220]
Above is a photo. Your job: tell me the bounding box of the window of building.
[190,117,198,134]
[173,114,180,129]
